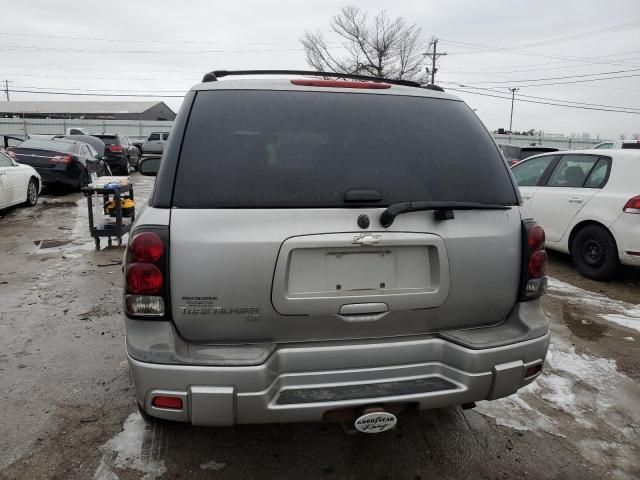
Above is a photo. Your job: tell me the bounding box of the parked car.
[499,144,560,166]
[127,70,550,431]
[0,150,41,209]
[140,131,170,155]
[592,139,640,150]
[66,127,90,136]
[6,138,106,189]
[92,134,140,173]
[1,134,26,151]
[511,149,640,280]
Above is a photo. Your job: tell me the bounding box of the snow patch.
[200,459,226,471]
[93,413,166,480]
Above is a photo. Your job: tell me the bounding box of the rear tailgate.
[170,208,521,343]
[168,88,521,344]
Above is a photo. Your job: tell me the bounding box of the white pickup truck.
[137,131,170,155]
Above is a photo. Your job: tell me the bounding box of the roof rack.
[201,70,423,88]
[422,84,445,92]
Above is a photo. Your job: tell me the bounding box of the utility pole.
[423,38,447,84]
[3,80,10,101]
[509,87,519,132]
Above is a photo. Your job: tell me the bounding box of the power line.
[446,87,640,115]
[0,44,309,54]
[0,31,311,46]
[440,38,640,68]
[507,20,640,50]
[459,67,640,85]
[7,88,185,98]
[440,82,640,111]
[489,73,640,88]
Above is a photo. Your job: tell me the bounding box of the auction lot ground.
[1,174,638,480]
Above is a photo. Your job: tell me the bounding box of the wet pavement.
[0,179,639,479]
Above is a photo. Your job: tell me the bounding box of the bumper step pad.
[276,377,456,405]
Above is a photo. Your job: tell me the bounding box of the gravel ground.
[0,175,638,479]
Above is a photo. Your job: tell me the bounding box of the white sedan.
[511,149,640,280]
[0,150,41,210]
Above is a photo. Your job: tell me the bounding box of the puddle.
[93,412,167,480]
[548,277,640,334]
[560,303,608,340]
[34,239,73,249]
[39,201,79,210]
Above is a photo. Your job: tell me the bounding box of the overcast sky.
[1,0,639,138]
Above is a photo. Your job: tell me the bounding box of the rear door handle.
[522,194,533,199]
[568,197,584,203]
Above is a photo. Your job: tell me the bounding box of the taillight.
[108,145,124,153]
[130,232,164,262]
[623,196,640,214]
[290,79,391,89]
[126,263,163,294]
[125,227,168,318]
[520,221,548,300]
[50,155,73,164]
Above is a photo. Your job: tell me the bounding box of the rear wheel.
[571,225,618,280]
[79,168,89,189]
[25,178,38,206]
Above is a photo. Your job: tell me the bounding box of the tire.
[78,168,89,190]
[25,178,38,207]
[571,225,618,280]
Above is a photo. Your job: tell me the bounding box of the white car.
[511,149,640,280]
[0,150,41,210]
[592,139,640,150]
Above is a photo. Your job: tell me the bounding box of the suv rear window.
[621,142,640,149]
[173,90,517,208]
[93,135,118,145]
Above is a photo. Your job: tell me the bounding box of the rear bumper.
[36,169,80,187]
[127,302,550,426]
[104,154,128,169]
[610,213,640,267]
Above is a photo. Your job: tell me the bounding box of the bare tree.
[301,6,428,82]
[632,133,640,140]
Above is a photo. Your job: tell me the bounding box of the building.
[0,101,176,121]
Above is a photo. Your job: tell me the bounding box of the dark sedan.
[498,144,560,166]
[6,138,106,189]
[92,134,140,174]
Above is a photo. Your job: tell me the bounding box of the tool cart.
[82,179,135,251]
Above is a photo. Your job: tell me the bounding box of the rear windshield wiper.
[380,201,512,227]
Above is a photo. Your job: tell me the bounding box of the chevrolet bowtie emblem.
[352,234,382,246]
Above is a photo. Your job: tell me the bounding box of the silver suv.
[127,70,550,432]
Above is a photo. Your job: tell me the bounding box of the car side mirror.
[139,156,161,176]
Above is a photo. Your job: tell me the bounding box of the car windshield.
[18,139,76,153]
[173,90,517,208]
